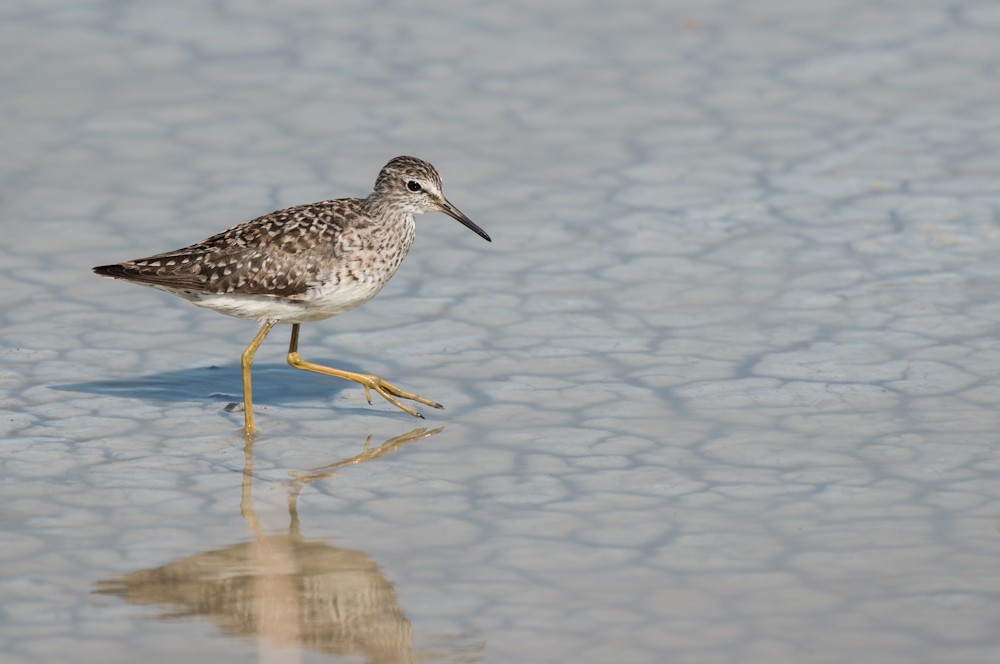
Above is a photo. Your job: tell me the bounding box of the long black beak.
[437,198,491,242]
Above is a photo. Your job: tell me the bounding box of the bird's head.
[371,156,491,242]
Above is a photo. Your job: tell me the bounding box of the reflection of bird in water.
[94,428,483,664]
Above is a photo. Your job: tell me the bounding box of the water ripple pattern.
[2,1,1000,663]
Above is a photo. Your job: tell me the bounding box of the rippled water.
[3,1,1000,662]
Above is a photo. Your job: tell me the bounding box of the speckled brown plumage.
[94,156,490,323]
[92,156,491,433]
[97,199,379,299]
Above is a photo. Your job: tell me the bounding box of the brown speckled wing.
[95,199,366,298]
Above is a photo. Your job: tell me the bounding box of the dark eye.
[407,181,422,192]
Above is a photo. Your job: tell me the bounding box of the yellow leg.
[241,322,275,435]
[286,323,443,418]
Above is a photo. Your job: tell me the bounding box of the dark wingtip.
[93,264,127,278]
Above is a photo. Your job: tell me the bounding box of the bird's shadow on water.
[54,359,372,407]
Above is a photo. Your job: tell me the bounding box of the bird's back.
[93,197,409,301]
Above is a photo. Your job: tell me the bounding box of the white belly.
[156,278,384,324]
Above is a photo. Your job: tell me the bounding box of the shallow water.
[4,1,1000,662]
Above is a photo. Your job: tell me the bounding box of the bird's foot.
[287,351,444,418]
[359,375,445,419]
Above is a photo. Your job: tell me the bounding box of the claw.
[372,384,424,417]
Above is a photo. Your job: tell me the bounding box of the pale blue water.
[3,1,1000,662]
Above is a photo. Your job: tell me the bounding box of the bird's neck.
[364,192,418,224]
